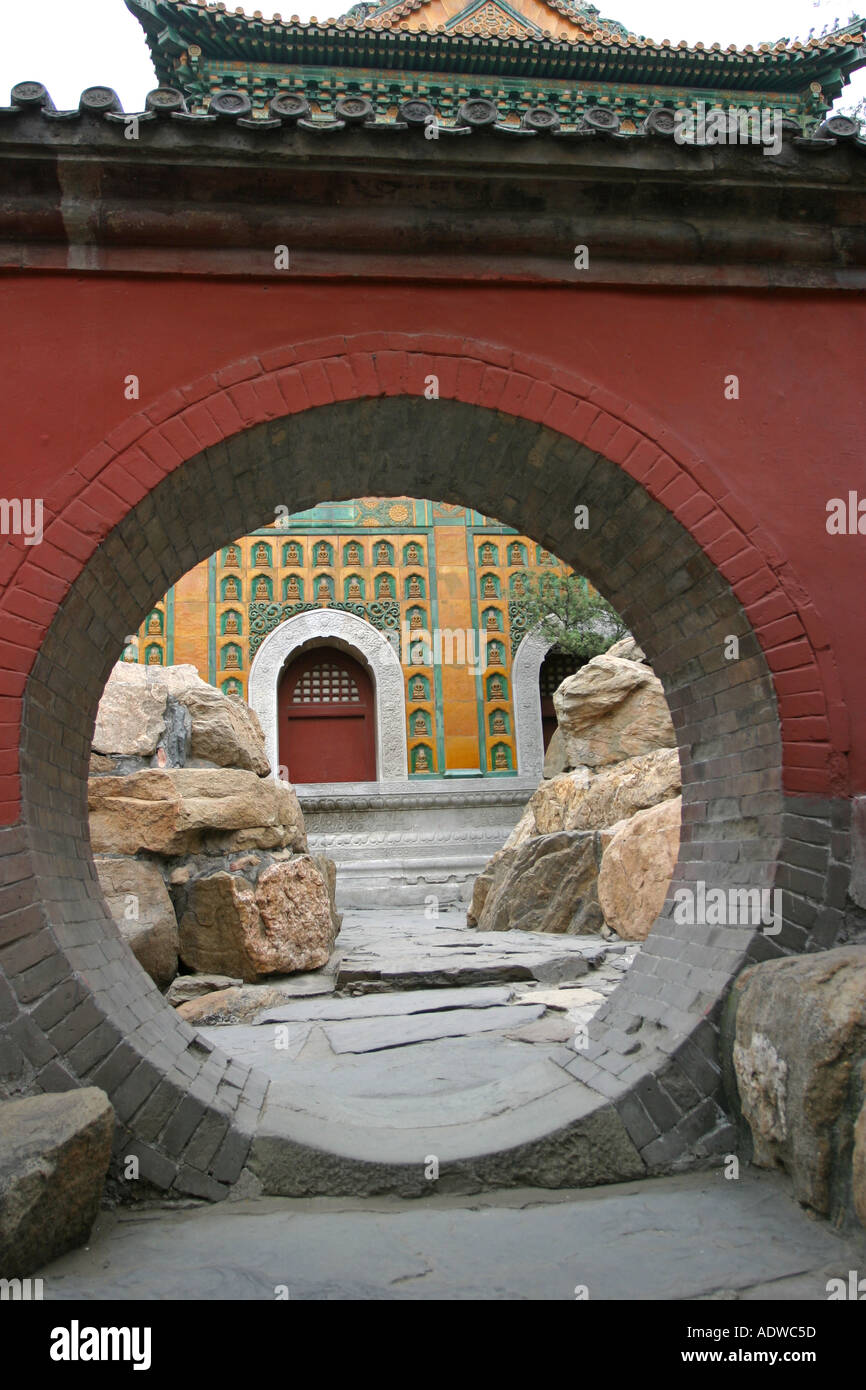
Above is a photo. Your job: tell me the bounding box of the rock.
[175,985,289,1025]
[313,853,343,936]
[554,653,675,770]
[92,662,168,758]
[91,662,269,774]
[0,1089,114,1278]
[90,752,122,775]
[730,946,866,1223]
[502,803,539,851]
[597,795,681,941]
[853,1070,866,1230]
[532,749,680,835]
[606,635,646,663]
[475,830,604,935]
[165,973,242,1006]
[88,768,307,857]
[467,861,497,927]
[543,727,568,779]
[176,855,339,982]
[94,857,179,990]
[173,680,269,776]
[153,697,191,769]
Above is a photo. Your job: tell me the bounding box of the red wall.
[1,276,864,814]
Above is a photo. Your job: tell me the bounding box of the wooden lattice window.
[291,660,362,704]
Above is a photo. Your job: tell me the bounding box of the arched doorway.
[278,647,376,784]
[1,343,842,1198]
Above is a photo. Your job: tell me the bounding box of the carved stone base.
[298,781,534,907]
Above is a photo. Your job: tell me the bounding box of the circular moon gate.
[0,386,842,1199]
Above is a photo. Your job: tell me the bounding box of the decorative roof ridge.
[4,79,864,154]
[124,1,865,57]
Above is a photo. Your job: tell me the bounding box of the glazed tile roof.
[124,0,866,97]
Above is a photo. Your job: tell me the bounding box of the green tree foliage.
[514,571,628,659]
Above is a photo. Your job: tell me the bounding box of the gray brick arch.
[0,395,847,1198]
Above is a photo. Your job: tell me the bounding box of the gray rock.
[152,696,191,769]
[258,985,515,1024]
[322,1002,545,1054]
[727,945,866,1228]
[0,1089,114,1278]
[476,831,605,936]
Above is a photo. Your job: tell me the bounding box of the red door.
[278,648,376,783]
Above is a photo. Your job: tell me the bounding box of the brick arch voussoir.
[0,334,837,821]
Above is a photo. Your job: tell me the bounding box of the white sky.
[0,0,863,112]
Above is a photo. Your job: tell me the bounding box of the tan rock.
[177,855,338,982]
[730,946,866,1222]
[502,802,538,850]
[92,662,169,758]
[313,853,343,937]
[597,795,681,941]
[94,856,179,990]
[554,653,675,770]
[92,662,270,774]
[476,830,604,935]
[0,1089,114,1278]
[176,985,288,1025]
[165,973,242,1006]
[605,635,646,663]
[88,768,307,857]
[175,681,270,776]
[542,726,568,778]
[530,749,680,836]
[467,849,512,927]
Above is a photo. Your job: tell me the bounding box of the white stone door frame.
[511,619,560,780]
[248,609,409,783]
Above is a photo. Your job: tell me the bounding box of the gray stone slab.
[197,1022,313,1063]
[257,985,515,1025]
[323,1003,546,1054]
[36,1170,866,1302]
[338,955,588,989]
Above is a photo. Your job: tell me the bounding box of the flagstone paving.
[39,1169,866,1301]
[192,909,636,1151]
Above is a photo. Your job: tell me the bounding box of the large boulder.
[554,653,676,770]
[89,768,307,857]
[532,749,680,835]
[176,855,339,981]
[92,662,269,775]
[729,946,866,1225]
[597,795,682,941]
[167,674,269,776]
[475,830,604,935]
[94,857,179,990]
[0,1089,114,1278]
[93,663,168,759]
